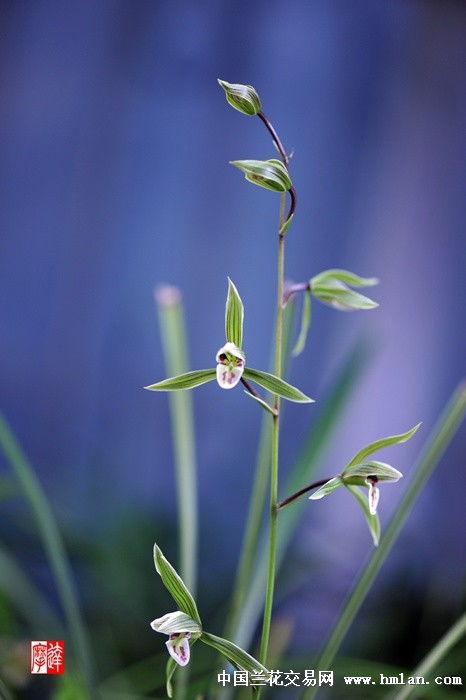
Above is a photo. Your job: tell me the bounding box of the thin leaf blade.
[145,369,216,392]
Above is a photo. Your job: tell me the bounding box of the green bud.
[217,79,261,116]
[230,159,292,192]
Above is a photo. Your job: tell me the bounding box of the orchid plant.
[146,79,421,697]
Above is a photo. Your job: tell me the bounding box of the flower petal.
[150,611,201,635]
[166,633,191,667]
[216,361,244,389]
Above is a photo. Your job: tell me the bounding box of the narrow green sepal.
[292,289,312,357]
[345,484,381,546]
[217,79,261,116]
[230,159,292,192]
[225,278,244,347]
[243,367,314,403]
[145,369,217,392]
[153,544,202,625]
[200,632,269,676]
[311,269,379,288]
[166,657,176,698]
[243,390,277,416]
[312,283,378,311]
[346,423,421,468]
[309,476,343,500]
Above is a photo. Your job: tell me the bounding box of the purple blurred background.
[1,0,465,671]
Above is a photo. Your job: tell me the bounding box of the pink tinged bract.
[166,632,191,667]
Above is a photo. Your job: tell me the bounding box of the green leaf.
[145,369,216,392]
[311,269,378,288]
[312,284,378,310]
[230,159,292,192]
[343,461,402,485]
[292,289,312,357]
[200,632,269,675]
[217,79,261,116]
[243,367,314,403]
[309,476,343,500]
[225,278,244,347]
[243,390,277,416]
[345,484,381,546]
[153,544,201,625]
[347,423,421,468]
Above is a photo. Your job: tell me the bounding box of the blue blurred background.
[1,0,465,695]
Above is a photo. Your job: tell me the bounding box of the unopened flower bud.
[230,159,292,193]
[217,79,261,116]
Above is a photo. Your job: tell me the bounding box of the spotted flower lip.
[215,341,245,389]
[150,611,201,667]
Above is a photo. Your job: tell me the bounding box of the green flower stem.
[303,381,466,700]
[0,414,93,693]
[393,610,466,700]
[156,286,198,596]
[259,192,287,668]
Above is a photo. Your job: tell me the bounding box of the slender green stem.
[156,285,198,595]
[393,610,466,700]
[303,381,466,699]
[0,414,93,694]
[258,194,286,667]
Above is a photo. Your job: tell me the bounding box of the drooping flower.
[150,611,201,667]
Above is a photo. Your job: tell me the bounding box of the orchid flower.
[146,279,314,410]
[150,611,201,667]
[152,545,270,697]
[278,423,420,545]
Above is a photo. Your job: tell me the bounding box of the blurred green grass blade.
[233,339,372,649]
[0,545,62,634]
[156,285,198,596]
[303,381,466,699]
[0,414,93,690]
[0,475,16,501]
[392,610,466,700]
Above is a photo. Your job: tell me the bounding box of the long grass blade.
[0,414,93,691]
[303,381,466,699]
[156,285,198,596]
[392,610,466,700]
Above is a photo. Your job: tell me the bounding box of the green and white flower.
[146,279,313,406]
[150,611,201,667]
